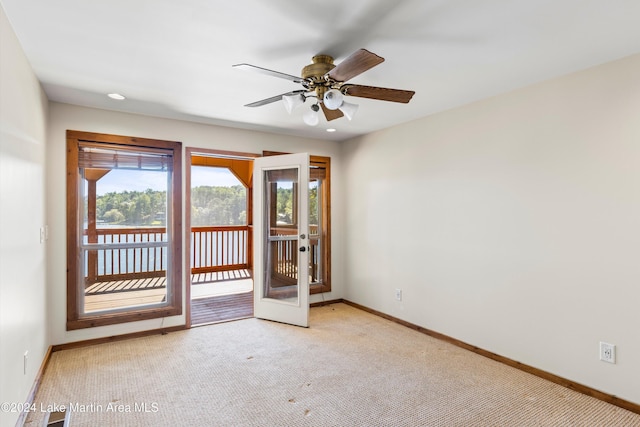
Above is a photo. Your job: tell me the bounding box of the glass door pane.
[263,168,299,302]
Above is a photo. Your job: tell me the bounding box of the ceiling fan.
[233,48,415,126]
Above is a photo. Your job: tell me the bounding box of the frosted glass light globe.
[323,89,343,110]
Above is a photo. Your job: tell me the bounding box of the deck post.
[84,169,111,285]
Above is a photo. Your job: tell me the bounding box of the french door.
[253,153,310,327]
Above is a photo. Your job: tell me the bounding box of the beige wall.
[46,103,345,345]
[342,54,640,404]
[0,6,49,426]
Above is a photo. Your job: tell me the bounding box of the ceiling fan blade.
[320,103,344,121]
[326,49,384,82]
[244,90,308,107]
[342,84,415,103]
[233,63,305,83]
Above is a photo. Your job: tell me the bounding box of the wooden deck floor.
[85,287,166,313]
[191,269,251,284]
[85,276,166,295]
[83,271,254,323]
[190,291,253,326]
[190,270,253,325]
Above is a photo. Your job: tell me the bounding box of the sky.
[95,167,242,195]
[94,166,314,195]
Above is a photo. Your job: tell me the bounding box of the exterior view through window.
[66,131,182,330]
[309,178,322,285]
[82,166,169,313]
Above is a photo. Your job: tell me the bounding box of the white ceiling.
[2,0,640,141]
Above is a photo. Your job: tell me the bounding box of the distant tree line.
[96,188,167,226]
[95,184,317,227]
[274,186,319,225]
[191,185,247,226]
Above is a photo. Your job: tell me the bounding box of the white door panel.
[253,153,309,327]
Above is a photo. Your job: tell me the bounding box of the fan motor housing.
[302,55,336,100]
[301,55,335,79]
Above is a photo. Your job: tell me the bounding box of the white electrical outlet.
[395,289,402,301]
[24,351,29,374]
[599,342,616,364]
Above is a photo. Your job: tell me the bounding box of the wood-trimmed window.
[66,130,182,330]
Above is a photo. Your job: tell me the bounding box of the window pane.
[92,169,168,227]
[80,164,170,314]
[309,179,322,284]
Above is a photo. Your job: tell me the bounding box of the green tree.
[309,184,318,226]
[191,185,247,226]
[96,189,167,226]
[103,208,125,224]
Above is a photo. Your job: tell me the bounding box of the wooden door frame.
[185,148,259,327]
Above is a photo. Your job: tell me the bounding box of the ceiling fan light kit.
[338,101,358,121]
[234,48,415,126]
[323,89,344,110]
[303,103,321,126]
[282,93,305,114]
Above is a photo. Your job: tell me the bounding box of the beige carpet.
[25,304,640,426]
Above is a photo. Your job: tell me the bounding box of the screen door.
[253,153,309,327]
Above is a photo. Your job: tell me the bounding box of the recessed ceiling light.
[326,128,336,132]
[107,93,126,100]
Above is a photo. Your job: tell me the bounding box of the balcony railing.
[84,225,250,286]
[84,227,168,284]
[191,225,249,273]
[269,225,320,286]
[83,224,318,286]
